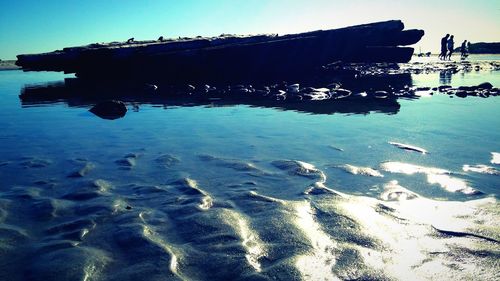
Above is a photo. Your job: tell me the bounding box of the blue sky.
[1,0,499,59]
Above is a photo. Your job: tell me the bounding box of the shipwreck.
[16,20,424,82]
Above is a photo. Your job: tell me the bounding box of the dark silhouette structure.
[126,38,134,43]
[439,34,449,60]
[16,20,424,82]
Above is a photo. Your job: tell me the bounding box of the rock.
[439,85,452,91]
[477,82,493,89]
[455,91,467,98]
[327,82,341,90]
[303,91,331,101]
[186,84,196,92]
[458,86,476,91]
[287,84,300,94]
[230,85,250,95]
[374,90,389,98]
[89,100,127,120]
[143,83,158,93]
[300,87,317,94]
[331,88,352,99]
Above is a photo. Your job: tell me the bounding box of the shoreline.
[0,60,20,71]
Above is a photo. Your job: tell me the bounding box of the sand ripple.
[0,153,497,280]
[334,164,384,177]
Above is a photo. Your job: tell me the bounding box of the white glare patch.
[380,162,448,175]
[426,174,478,194]
[491,152,500,164]
[294,201,340,281]
[463,164,500,175]
[381,162,478,194]
[185,178,213,210]
[380,180,419,201]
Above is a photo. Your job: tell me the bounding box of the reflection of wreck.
[16,20,423,82]
[19,75,408,116]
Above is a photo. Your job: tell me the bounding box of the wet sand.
[0,56,499,280]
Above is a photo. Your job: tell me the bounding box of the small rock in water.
[415,87,431,91]
[143,83,158,93]
[455,91,467,98]
[327,82,341,90]
[186,84,196,92]
[374,90,389,99]
[89,100,127,120]
[287,83,300,94]
[331,88,351,99]
[125,205,132,210]
[439,85,452,92]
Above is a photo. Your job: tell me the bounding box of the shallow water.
[0,58,499,280]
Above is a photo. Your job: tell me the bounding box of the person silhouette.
[446,35,454,60]
[439,34,449,60]
[460,40,468,59]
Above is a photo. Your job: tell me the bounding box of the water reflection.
[18,75,414,116]
[439,70,452,85]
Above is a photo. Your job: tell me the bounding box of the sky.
[0,0,499,59]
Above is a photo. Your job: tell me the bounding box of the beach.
[0,54,499,280]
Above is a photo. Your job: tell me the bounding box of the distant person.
[439,34,450,60]
[460,40,468,59]
[446,35,454,60]
[158,36,165,42]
